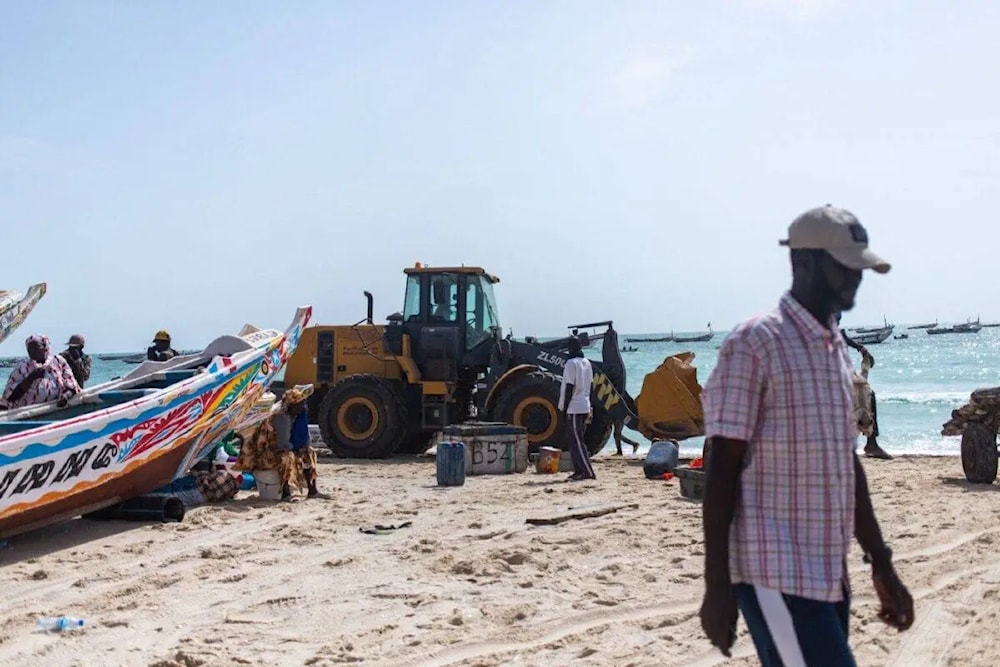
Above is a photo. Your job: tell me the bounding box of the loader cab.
[393,266,502,380]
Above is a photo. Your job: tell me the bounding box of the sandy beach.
[0,452,996,667]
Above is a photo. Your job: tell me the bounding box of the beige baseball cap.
[779,204,890,274]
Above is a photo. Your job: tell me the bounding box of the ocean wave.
[876,391,971,406]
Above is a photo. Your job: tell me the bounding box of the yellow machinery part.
[635,352,705,441]
[483,364,537,413]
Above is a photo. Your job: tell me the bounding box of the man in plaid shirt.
[699,205,914,666]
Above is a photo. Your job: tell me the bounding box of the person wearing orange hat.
[60,334,92,387]
[147,330,179,362]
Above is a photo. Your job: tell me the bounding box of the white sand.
[0,454,996,666]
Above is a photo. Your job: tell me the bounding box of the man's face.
[156,340,170,350]
[286,401,305,416]
[817,252,863,312]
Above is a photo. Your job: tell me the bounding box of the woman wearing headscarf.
[0,334,81,410]
[272,387,328,499]
[234,387,328,501]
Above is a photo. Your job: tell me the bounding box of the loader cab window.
[403,274,422,322]
[465,276,499,349]
[429,274,459,323]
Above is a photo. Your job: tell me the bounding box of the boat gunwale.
[0,325,292,448]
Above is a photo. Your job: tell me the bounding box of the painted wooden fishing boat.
[0,283,46,346]
[674,324,714,343]
[0,306,312,538]
[928,318,982,336]
[851,326,893,345]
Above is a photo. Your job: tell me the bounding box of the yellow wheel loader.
[279,265,704,458]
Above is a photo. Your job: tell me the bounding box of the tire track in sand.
[413,527,1000,667]
[410,601,700,667]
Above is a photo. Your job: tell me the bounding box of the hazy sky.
[2,0,998,355]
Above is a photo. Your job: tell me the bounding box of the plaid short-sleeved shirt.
[702,292,856,602]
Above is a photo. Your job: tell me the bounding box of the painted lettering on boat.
[92,443,119,470]
[53,446,97,483]
[12,461,55,496]
[0,468,20,499]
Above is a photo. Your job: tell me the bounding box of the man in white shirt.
[559,336,596,480]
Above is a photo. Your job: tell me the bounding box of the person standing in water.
[838,320,893,460]
[559,336,596,481]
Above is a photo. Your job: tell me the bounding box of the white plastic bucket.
[254,469,282,500]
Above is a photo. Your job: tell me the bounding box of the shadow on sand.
[0,516,147,565]
[939,476,1000,493]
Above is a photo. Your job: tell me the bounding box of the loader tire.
[318,375,407,459]
[962,421,998,484]
[491,370,565,454]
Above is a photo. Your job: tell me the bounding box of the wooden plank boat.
[0,306,312,538]
[928,319,982,335]
[852,317,894,335]
[0,283,46,346]
[851,326,893,345]
[674,324,714,343]
[907,320,937,330]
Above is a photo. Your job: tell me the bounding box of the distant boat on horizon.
[928,318,982,336]
[853,316,893,334]
[908,320,937,330]
[674,323,714,344]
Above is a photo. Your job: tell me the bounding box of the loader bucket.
[635,352,705,441]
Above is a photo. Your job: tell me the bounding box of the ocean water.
[3,327,997,458]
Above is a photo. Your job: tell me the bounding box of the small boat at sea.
[0,306,311,538]
[852,326,893,345]
[908,320,937,330]
[674,324,714,344]
[928,318,982,336]
[894,333,909,340]
[852,317,894,335]
[625,336,673,343]
[0,283,46,346]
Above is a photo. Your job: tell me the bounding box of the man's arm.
[840,328,868,355]
[560,362,575,413]
[698,331,764,656]
[703,437,746,578]
[6,367,45,405]
[854,452,887,561]
[854,453,914,630]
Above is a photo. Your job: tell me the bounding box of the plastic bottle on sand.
[36,616,85,632]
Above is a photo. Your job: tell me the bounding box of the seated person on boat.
[147,329,180,362]
[60,334,92,387]
[0,334,82,410]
